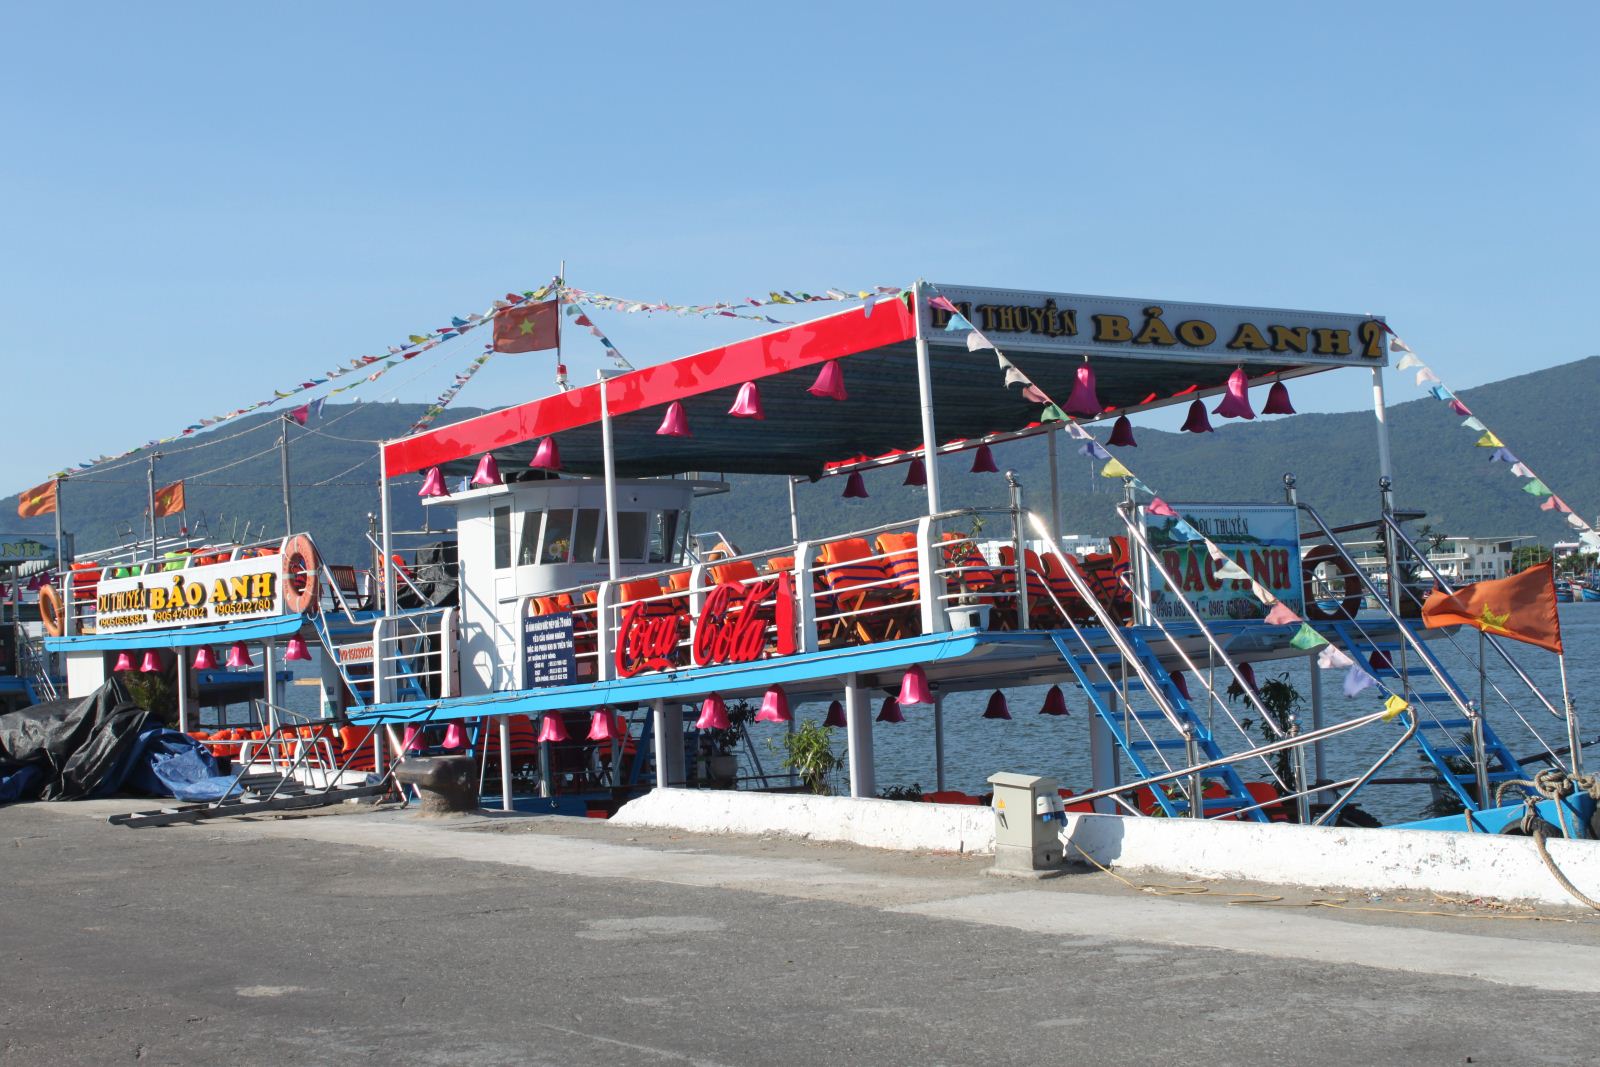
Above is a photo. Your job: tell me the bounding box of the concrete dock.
[4,801,1599,1066]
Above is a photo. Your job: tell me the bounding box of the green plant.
[1227,671,1302,795]
[878,783,923,802]
[774,721,844,795]
[703,700,756,757]
[123,669,178,727]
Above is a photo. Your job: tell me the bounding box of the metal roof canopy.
[381,285,1388,481]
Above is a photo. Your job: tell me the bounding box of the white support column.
[1370,366,1395,491]
[1046,426,1061,544]
[599,373,621,584]
[1089,687,1119,814]
[379,448,396,614]
[794,543,819,654]
[912,281,942,516]
[175,649,191,734]
[1309,649,1326,796]
[498,715,513,811]
[915,515,948,635]
[844,673,875,798]
[261,641,278,738]
[786,477,801,543]
[653,699,684,788]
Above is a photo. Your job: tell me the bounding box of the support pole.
[279,413,294,537]
[1046,426,1061,545]
[176,649,191,734]
[52,477,65,570]
[1308,648,1326,796]
[1560,653,1582,776]
[261,641,278,739]
[932,691,946,792]
[146,455,160,562]
[379,449,396,614]
[1089,687,1119,814]
[786,477,801,544]
[498,715,513,811]
[653,699,685,788]
[911,281,942,516]
[599,374,621,583]
[844,674,875,798]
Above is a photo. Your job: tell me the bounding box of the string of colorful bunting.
[931,287,1411,716]
[559,284,908,327]
[1383,331,1599,556]
[408,350,495,435]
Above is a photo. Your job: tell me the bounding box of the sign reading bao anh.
[924,284,1388,367]
[94,555,285,632]
[1137,504,1304,624]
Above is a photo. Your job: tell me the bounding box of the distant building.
[1345,534,1531,585]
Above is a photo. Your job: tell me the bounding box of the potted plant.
[697,700,754,788]
[944,516,994,630]
[774,720,844,795]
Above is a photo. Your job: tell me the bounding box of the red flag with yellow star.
[492,300,559,353]
[153,480,185,518]
[16,479,57,518]
[1421,560,1562,653]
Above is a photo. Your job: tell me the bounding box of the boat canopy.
[382,284,1387,481]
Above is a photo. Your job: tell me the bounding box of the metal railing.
[373,607,458,703]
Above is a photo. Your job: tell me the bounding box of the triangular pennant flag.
[1395,353,1421,370]
[1382,694,1410,721]
[1215,558,1250,581]
[1001,364,1031,389]
[1390,336,1412,352]
[1449,398,1472,416]
[1147,497,1178,517]
[1078,440,1111,460]
[1474,431,1504,448]
[1170,519,1202,542]
[1343,666,1377,697]
[1540,495,1570,513]
[1264,602,1300,626]
[967,330,994,352]
[1570,513,1588,528]
[1289,623,1328,650]
[1462,417,1486,431]
[1489,448,1517,463]
[1317,645,1355,670]
[1509,462,1534,478]
[1100,458,1132,479]
[1522,478,1552,496]
[943,313,975,332]
[1022,384,1049,403]
[927,295,959,313]
[1428,385,1453,401]
[1040,402,1066,422]
[1416,368,1441,386]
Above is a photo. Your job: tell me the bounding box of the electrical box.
[988,771,1065,876]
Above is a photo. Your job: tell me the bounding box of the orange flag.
[1421,560,1563,653]
[16,479,57,518]
[492,299,559,353]
[153,480,186,518]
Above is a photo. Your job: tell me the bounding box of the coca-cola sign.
[614,573,795,679]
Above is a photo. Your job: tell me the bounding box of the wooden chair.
[816,538,907,645]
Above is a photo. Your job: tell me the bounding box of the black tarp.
[0,677,151,801]
[399,539,458,609]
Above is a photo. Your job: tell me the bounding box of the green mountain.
[6,357,1596,566]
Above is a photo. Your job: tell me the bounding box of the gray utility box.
[988,772,1066,876]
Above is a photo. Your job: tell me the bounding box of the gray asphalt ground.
[5,800,1600,1066]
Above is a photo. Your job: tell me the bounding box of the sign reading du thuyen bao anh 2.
[93,555,286,632]
[924,284,1388,367]
[1138,504,1304,624]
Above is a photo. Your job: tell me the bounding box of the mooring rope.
[1495,769,1600,911]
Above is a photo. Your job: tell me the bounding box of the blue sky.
[4,1,1596,493]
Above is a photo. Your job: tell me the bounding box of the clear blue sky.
[4,1,1596,494]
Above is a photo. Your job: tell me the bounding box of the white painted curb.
[613,789,1600,909]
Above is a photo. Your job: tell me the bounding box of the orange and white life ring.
[38,583,65,636]
[282,534,320,614]
[1301,543,1363,621]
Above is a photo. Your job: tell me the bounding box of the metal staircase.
[1329,619,1528,813]
[1050,631,1268,821]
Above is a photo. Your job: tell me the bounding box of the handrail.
[1380,514,1563,721]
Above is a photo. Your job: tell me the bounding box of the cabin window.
[541,509,573,564]
[493,506,512,570]
[608,511,649,562]
[649,510,682,564]
[517,509,545,566]
[573,509,601,563]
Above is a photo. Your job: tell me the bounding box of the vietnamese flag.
[153,480,186,518]
[492,299,559,353]
[1421,560,1563,653]
[16,479,57,518]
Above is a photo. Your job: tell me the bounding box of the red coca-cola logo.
[613,573,795,679]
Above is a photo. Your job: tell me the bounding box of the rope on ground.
[1496,769,1600,912]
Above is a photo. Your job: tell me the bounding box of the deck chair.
[816,537,907,645]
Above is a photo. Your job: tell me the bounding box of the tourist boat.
[39,282,1593,837]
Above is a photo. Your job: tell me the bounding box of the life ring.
[39,583,65,636]
[1301,543,1363,621]
[282,534,320,614]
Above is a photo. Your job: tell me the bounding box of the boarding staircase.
[1329,619,1528,814]
[1050,631,1268,821]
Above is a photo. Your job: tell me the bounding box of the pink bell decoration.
[1179,399,1213,434]
[420,467,451,496]
[1107,416,1137,447]
[191,646,217,670]
[1038,685,1069,716]
[807,360,847,401]
[1168,671,1191,700]
[823,700,847,728]
[226,643,254,669]
[970,443,998,474]
[754,685,791,724]
[656,401,691,437]
[401,726,422,753]
[139,650,161,673]
[441,723,467,750]
[471,453,501,487]
[530,436,561,470]
[588,709,617,742]
[1213,368,1256,420]
[1237,661,1258,691]
[897,665,933,706]
[876,696,903,723]
[728,381,764,419]
[536,712,570,744]
[113,652,134,672]
[983,690,1012,720]
[903,457,926,487]
[417,466,449,498]
[284,636,311,662]
[695,693,730,731]
[1262,381,1296,415]
[1065,363,1101,417]
[842,471,868,499]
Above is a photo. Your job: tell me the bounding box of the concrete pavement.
[3,800,1599,1066]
